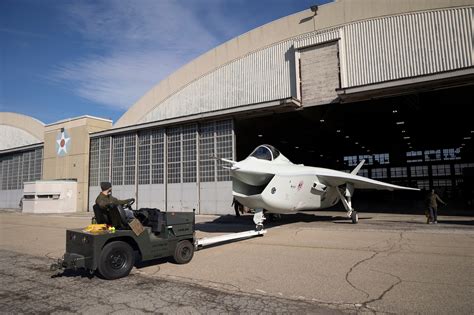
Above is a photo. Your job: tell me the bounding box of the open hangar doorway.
[233,85,474,215]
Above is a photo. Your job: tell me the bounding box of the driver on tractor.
[96,182,135,222]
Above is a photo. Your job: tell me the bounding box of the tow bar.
[195,229,266,249]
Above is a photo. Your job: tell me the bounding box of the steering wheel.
[125,198,135,210]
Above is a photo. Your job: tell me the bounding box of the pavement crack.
[345,232,405,302]
[344,251,377,299]
[362,270,403,312]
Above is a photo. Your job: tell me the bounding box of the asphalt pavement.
[0,209,473,314]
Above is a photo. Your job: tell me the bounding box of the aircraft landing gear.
[337,184,359,224]
[351,211,359,224]
[253,208,266,231]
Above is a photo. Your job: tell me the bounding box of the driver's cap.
[100,182,112,191]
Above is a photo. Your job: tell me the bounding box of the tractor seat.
[107,205,131,229]
[92,204,111,225]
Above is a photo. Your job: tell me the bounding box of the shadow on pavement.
[51,268,95,279]
[436,220,474,226]
[195,213,358,233]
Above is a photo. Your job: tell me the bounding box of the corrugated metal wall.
[140,40,296,123]
[340,7,473,88]
[294,28,340,49]
[139,6,473,123]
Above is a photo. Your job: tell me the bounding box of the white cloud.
[50,0,226,111]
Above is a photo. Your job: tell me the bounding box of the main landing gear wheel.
[351,211,359,224]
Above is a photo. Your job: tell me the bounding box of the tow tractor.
[50,200,266,280]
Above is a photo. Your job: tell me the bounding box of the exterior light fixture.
[258,134,263,138]
[396,121,405,125]
[392,110,398,113]
[336,129,341,133]
[320,119,325,123]
[355,142,359,145]
[310,5,318,13]
[402,130,406,133]
[403,136,410,140]
[295,146,299,149]
[463,136,471,140]
[345,136,349,139]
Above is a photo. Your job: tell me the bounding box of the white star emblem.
[56,131,71,155]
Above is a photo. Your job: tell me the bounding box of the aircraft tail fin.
[351,159,365,175]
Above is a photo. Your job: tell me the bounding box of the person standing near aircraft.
[231,197,243,217]
[426,189,447,224]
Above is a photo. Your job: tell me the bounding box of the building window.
[0,147,43,191]
[432,179,452,187]
[410,165,428,177]
[151,129,164,184]
[199,122,215,182]
[371,168,387,179]
[112,136,124,185]
[390,167,407,178]
[123,134,136,185]
[343,155,358,167]
[406,151,423,163]
[89,138,99,187]
[454,163,474,176]
[138,131,151,185]
[432,164,451,177]
[358,155,373,165]
[373,153,389,165]
[425,149,441,162]
[216,120,233,181]
[182,125,197,183]
[99,137,111,183]
[167,127,181,184]
[416,180,430,190]
[2,158,9,190]
[34,148,43,181]
[442,148,461,161]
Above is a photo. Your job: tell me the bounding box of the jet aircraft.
[219,144,419,227]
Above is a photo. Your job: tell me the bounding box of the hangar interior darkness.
[235,86,474,213]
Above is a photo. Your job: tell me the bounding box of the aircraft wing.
[317,171,420,191]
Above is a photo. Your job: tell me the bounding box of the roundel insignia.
[56,129,71,157]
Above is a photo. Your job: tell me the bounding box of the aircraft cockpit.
[249,145,280,161]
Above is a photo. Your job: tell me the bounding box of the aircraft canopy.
[249,145,280,161]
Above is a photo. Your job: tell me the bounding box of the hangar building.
[1,0,473,214]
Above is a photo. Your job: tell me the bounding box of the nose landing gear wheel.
[351,211,359,224]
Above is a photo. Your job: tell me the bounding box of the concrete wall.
[42,116,112,212]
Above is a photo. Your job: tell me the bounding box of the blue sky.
[1,0,330,124]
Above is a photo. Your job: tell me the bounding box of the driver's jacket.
[95,193,129,210]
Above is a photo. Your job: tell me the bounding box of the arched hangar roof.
[0,112,45,150]
[115,0,474,128]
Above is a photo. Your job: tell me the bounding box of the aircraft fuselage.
[231,158,341,214]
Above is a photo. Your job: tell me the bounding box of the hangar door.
[299,41,340,107]
[88,119,235,214]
